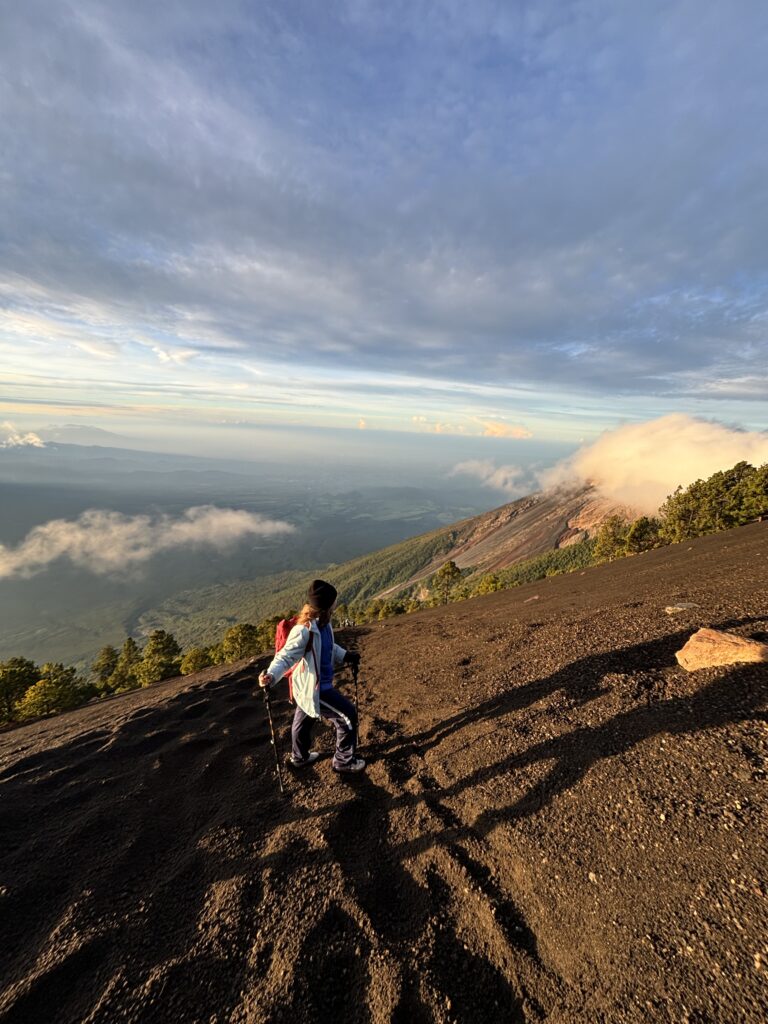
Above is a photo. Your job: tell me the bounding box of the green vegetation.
[179,647,213,675]
[0,657,39,720]
[1,460,764,726]
[135,631,182,687]
[593,460,767,560]
[15,664,91,720]
[658,461,767,542]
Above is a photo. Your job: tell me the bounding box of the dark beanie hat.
[307,579,338,610]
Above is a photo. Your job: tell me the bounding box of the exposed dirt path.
[1,524,766,1023]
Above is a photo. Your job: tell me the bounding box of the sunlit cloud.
[0,506,296,579]
[541,414,768,513]
[0,421,45,449]
[478,420,533,439]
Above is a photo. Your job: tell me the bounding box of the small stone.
[588,872,597,883]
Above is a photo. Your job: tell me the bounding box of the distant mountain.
[35,424,139,446]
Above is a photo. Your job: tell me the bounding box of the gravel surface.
[1,523,766,1023]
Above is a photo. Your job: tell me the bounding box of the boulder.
[676,628,768,672]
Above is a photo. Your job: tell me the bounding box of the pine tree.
[432,560,463,604]
[0,657,39,723]
[15,663,86,720]
[625,516,663,554]
[91,645,119,692]
[220,623,261,663]
[109,637,143,692]
[136,631,182,686]
[593,515,630,562]
[744,463,768,520]
[180,647,213,675]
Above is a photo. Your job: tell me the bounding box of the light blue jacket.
[266,620,347,718]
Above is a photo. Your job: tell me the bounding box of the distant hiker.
[259,579,364,773]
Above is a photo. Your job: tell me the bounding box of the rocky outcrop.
[676,627,768,671]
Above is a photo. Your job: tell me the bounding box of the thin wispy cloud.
[0,0,766,437]
[451,459,530,497]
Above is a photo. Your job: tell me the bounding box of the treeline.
[593,460,767,560]
[0,621,287,726]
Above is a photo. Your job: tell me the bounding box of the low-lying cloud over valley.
[0,507,295,579]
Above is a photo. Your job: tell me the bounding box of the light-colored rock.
[665,603,700,614]
[676,628,768,672]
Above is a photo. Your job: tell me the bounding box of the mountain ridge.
[138,484,631,646]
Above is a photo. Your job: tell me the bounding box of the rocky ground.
[0,523,766,1023]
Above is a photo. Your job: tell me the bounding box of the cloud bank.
[0,506,295,579]
[541,414,768,514]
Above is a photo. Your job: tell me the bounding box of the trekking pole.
[352,662,359,713]
[351,661,362,750]
[261,686,285,796]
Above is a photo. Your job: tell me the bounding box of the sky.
[1,0,767,463]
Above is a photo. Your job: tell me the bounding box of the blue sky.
[1,0,767,460]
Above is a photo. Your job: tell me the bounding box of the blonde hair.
[297,603,332,628]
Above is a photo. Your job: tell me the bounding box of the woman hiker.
[259,579,365,773]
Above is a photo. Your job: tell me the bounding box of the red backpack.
[274,617,314,704]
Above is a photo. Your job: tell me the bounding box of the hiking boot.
[289,752,320,768]
[333,757,366,774]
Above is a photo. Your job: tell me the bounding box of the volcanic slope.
[139,484,627,649]
[1,524,766,1024]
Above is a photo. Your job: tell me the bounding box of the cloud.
[152,346,200,365]
[74,339,121,359]
[0,506,295,579]
[0,421,45,448]
[451,459,528,497]
[478,420,533,439]
[0,0,766,412]
[540,414,768,514]
[410,417,467,435]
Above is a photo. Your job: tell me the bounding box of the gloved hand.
[259,671,274,689]
[344,651,361,669]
